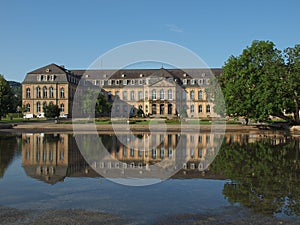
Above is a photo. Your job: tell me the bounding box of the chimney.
[60,65,65,68]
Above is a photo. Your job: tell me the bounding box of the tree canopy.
[220,40,300,123]
[43,103,60,118]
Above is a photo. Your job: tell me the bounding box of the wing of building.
[22,63,223,118]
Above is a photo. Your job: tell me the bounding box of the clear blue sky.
[1,0,299,82]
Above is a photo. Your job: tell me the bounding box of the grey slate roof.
[23,63,223,84]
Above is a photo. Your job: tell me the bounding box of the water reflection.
[0,134,21,178]
[21,132,222,184]
[19,132,300,216]
[211,135,300,216]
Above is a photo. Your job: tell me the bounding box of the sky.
[0,0,300,82]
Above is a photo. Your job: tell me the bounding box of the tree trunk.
[294,99,300,124]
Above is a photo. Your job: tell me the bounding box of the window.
[183,79,187,85]
[108,80,112,85]
[160,89,164,100]
[206,105,210,113]
[43,86,47,98]
[60,103,64,112]
[108,91,112,101]
[190,90,195,100]
[198,90,203,100]
[152,89,156,100]
[26,88,30,98]
[36,102,41,113]
[191,105,194,113]
[36,87,41,98]
[43,102,47,110]
[191,79,195,85]
[145,91,148,99]
[168,89,172,100]
[138,91,143,100]
[123,80,127,85]
[130,91,135,100]
[152,104,156,114]
[198,105,203,113]
[182,91,186,100]
[60,88,65,98]
[123,91,128,100]
[26,103,30,112]
[49,87,54,98]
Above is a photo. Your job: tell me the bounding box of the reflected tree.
[0,135,20,178]
[210,137,300,216]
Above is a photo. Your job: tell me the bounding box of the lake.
[0,131,300,224]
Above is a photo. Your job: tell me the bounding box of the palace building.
[22,63,222,118]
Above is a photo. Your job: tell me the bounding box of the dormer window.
[121,74,125,78]
[37,75,42,81]
[183,73,187,77]
[85,74,89,78]
[45,68,51,73]
[183,79,187,85]
[103,74,107,78]
[202,73,206,77]
[140,74,143,77]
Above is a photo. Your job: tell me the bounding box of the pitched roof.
[28,63,68,74]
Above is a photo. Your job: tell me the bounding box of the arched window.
[60,103,64,112]
[152,89,157,100]
[152,104,156,114]
[206,105,210,113]
[36,87,41,98]
[191,105,194,113]
[36,102,41,113]
[26,103,30,112]
[43,102,47,110]
[43,86,47,98]
[198,105,203,113]
[190,90,195,100]
[60,88,65,98]
[130,91,135,100]
[49,87,54,98]
[160,89,164,100]
[138,91,143,100]
[168,89,172,100]
[107,91,112,101]
[198,90,203,100]
[26,88,31,98]
[122,91,127,100]
[182,91,186,100]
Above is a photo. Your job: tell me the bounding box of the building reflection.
[21,132,289,184]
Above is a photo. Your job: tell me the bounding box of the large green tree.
[0,75,13,119]
[43,103,60,118]
[282,45,300,123]
[221,40,295,122]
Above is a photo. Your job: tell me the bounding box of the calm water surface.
[0,131,300,223]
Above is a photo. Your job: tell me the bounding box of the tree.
[282,45,300,123]
[95,92,112,116]
[43,103,60,118]
[221,40,289,122]
[0,75,13,119]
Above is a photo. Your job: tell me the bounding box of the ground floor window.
[152,104,156,114]
[168,104,172,115]
[26,103,30,112]
[206,105,210,113]
[198,105,203,113]
[60,103,64,112]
